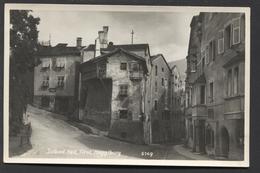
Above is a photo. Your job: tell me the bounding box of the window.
[57,76,65,89]
[130,62,139,72]
[227,69,232,96]
[209,82,214,103]
[119,84,128,96]
[161,78,164,86]
[218,30,224,54]
[98,63,106,78]
[162,67,164,72]
[202,58,205,70]
[232,18,241,45]
[224,24,232,50]
[120,62,127,70]
[119,109,128,119]
[41,59,51,70]
[155,81,158,92]
[209,40,216,62]
[191,60,196,72]
[41,76,49,90]
[154,100,158,111]
[55,58,65,70]
[200,85,206,104]
[234,67,239,95]
[155,65,158,76]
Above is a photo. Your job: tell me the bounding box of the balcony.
[224,95,244,119]
[192,104,207,117]
[129,71,143,80]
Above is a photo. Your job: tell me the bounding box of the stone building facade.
[33,38,83,117]
[185,12,245,160]
[79,48,148,144]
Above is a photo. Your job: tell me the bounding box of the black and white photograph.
[3,4,250,167]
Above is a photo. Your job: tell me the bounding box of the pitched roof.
[84,44,95,51]
[80,48,148,73]
[37,44,85,56]
[101,43,149,52]
[150,54,171,72]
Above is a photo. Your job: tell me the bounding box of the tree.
[9,10,40,135]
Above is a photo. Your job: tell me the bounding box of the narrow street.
[16,106,189,160]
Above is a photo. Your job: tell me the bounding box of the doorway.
[221,127,230,158]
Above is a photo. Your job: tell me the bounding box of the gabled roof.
[37,44,85,56]
[80,48,148,73]
[150,54,171,72]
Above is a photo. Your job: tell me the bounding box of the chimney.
[76,37,82,48]
[103,26,109,48]
[98,31,106,49]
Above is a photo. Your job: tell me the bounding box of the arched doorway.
[221,127,229,158]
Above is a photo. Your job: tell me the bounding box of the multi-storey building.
[33,38,84,116]
[79,48,148,144]
[171,65,186,142]
[185,13,245,160]
[149,54,172,143]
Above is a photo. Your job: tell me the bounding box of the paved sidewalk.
[174,145,213,160]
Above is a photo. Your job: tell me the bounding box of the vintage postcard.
[3,4,250,167]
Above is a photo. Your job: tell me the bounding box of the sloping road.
[17,105,188,160]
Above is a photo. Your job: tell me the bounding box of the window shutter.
[206,45,209,64]
[232,18,241,45]
[218,30,224,54]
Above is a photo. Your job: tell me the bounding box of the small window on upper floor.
[161,78,164,86]
[218,30,224,54]
[162,67,164,72]
[41,59,51,71]
[55,58,66,70]
[120,62,127,70]
[154,100,158,111]
[155,65,158,76]
[232,18,241,45]
[41,76,49,90]
[57,76,65,89]
[119,84,128,97]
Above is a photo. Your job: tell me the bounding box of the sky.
[32,10,198,62]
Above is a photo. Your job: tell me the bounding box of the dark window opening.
[234,67,239,95]
[200,85,206,104]
[120,62,127,70]
[224,24,232,50]
[209,82,214,103]
[119,109,128,119]
[154,100,158,111]
[119,85,128,96]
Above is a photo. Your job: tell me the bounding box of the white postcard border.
[3,3,251,167]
